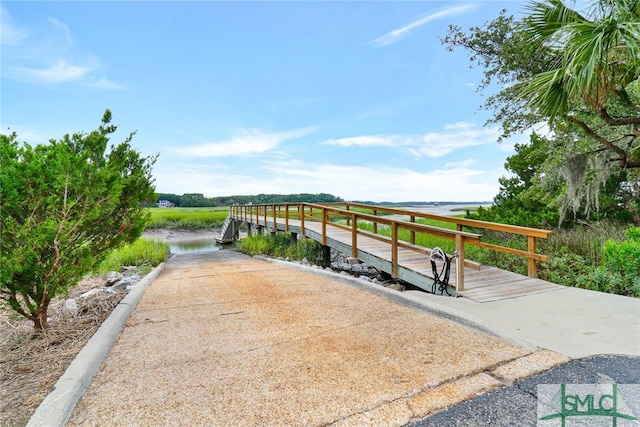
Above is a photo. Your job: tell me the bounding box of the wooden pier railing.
[229,202,551,292]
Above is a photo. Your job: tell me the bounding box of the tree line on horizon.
[156,192,344,207]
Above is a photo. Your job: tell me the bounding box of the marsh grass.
[356,220,457,253]
[540,222,627,265]
[146,207,229,229]
[235,233,324,265]
[96,238,170,274]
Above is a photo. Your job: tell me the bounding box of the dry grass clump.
[0,278,127,427]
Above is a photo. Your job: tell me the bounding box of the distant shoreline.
[143,228,221,242]
[397,203,491,217]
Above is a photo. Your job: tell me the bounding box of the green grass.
[235,233,325,265]
[95,238,170,274]
[146,207,229,229]
[357,219,457,253]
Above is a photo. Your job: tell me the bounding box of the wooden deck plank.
[466,277,533,288]
[460,286,563,302]
[461,281,560,297]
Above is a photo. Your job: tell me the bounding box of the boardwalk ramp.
[228,202,562,302]
[215,215,237,244]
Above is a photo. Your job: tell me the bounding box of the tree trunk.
[32,310,49,330]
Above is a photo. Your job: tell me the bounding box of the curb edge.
[26,262,165,427]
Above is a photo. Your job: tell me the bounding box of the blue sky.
[1,1,531,203]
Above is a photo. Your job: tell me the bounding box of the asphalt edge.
[26,262,166,427]
[254,255,540,352]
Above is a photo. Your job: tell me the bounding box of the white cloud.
[1,9,119,88]
[444,158,476,168]
[10,61,92,84]
[0,5,28,46]
[324,122,501,158]
[410,125,500,157]
[154,160,499,202]
[274,163,494,201]
[87,76,125,90]
[368,4,477,48]
[48,17,73,47]
[176,127,314,158]
[444,121,474,131]
[324,135,396,147]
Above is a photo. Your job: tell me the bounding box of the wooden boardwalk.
[231,215,563,303]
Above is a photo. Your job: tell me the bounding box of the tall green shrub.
[601,226,640,295]
[0,111,157,329]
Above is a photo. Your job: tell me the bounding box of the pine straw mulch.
[0,278,129,427]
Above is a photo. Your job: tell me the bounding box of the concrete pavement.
[404,284,640,359]
[30,249,640,426]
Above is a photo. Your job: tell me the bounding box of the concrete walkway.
[41,249,640,425]
[405,284,640,359]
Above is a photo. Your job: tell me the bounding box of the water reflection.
[169,239,221,254]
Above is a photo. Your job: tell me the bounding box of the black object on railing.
[430,247,455,296]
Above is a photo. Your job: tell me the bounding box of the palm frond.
[519,68,571,120]
[522,0,640,118]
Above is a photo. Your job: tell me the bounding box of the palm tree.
[520,0,640,168]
